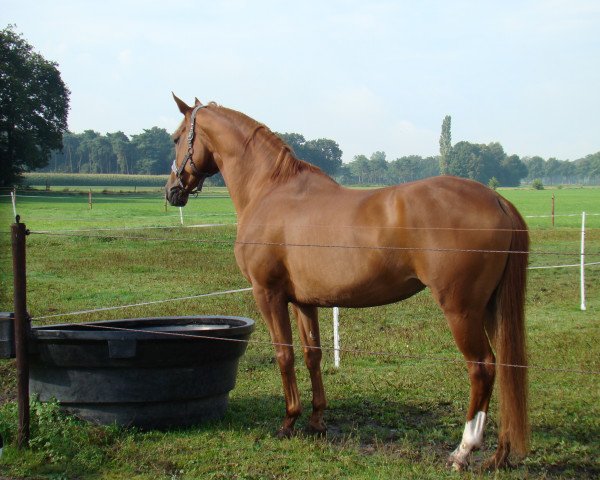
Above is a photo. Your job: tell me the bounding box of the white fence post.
[179,207,184,226]
[581,212,586,311]
[333,307,340,368]
[10,189,17,220]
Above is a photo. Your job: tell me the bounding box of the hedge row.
[24,173,170,187]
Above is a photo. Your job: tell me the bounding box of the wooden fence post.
[11,218,30,449]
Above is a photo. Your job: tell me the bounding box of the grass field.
[0,184,599,479]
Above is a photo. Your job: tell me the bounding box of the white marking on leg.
[450,411,487,470]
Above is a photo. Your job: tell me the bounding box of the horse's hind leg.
[292,303,327,434]
[253,287,302,438]
[444,307,496,471]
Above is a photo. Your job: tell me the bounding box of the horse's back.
[236,174,517,308]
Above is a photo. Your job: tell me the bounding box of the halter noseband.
[171,104,214,192]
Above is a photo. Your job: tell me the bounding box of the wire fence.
[33,287,254,321]
[24,263,600,377]
[19,218,598,377]
[49,319,600,376]
[24,229,600,259]
[3,193,599,378]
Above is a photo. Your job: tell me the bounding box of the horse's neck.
[205,108,301,214]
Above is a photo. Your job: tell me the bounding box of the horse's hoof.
[307,422,327,437]
[276,427,294,439]
[446,455,468,471]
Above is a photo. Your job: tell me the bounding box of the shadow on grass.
[222,393,600,478]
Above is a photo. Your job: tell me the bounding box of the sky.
[3,0,600,162]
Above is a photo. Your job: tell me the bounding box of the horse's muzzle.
[166,186,189,207]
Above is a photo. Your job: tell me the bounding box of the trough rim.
[31,315,255,341]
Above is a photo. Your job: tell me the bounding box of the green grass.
[0,185,599,479]
[2,191,235,232]
[500,186,600,229]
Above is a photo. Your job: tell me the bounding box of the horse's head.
[165,94,220,206]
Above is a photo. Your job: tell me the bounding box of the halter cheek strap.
[172,104,214,191]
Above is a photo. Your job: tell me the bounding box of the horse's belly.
[287,256,425,308]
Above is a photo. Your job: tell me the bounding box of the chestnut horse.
[165,96,529,470]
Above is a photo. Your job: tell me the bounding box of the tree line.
[43,129,345,180]
[435,117,600,186]
[43,127,600,187]
[46,128,173,175]
[327,147,599,187]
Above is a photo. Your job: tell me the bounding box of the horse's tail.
[488,198,530,457]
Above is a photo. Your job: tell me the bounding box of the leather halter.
[171,104,214,192]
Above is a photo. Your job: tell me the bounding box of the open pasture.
[0,186,599,479]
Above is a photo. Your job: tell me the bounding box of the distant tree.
[131,127,172,174]
[447,141,477,179]
[488,176,500,190]
[390,155,422,183]
[421,156,441,179]
[94,136,118,173]
[559,161,576,184]
[277,133,342,176]
[447,141,528,186]
[304,138,343,175]
[106,131,133,174]
[439,115,451,175]
[545,158,562,185]
[0,25,70,186]
[61,132,80,172]
[345,153,440,186]
[348,154,370,184]
[76,130,100,173]
[575,152,600,184]
[369,151,388,184]
[278,133,306,154]
[335,163,353,184]
[475,142,505,184]
[498,154,528,187]
[524,156,545,182]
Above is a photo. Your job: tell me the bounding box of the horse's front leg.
[253,286,301,438]
[291,303,327,434]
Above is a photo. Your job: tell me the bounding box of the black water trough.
[2,315,255,429]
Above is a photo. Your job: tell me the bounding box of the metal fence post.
[333,307,340,368]
[581,212,586,311]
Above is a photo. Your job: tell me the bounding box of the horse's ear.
[194,97,202,106]
[172,92,191,114]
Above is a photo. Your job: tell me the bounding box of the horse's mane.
[217,106,330,184]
